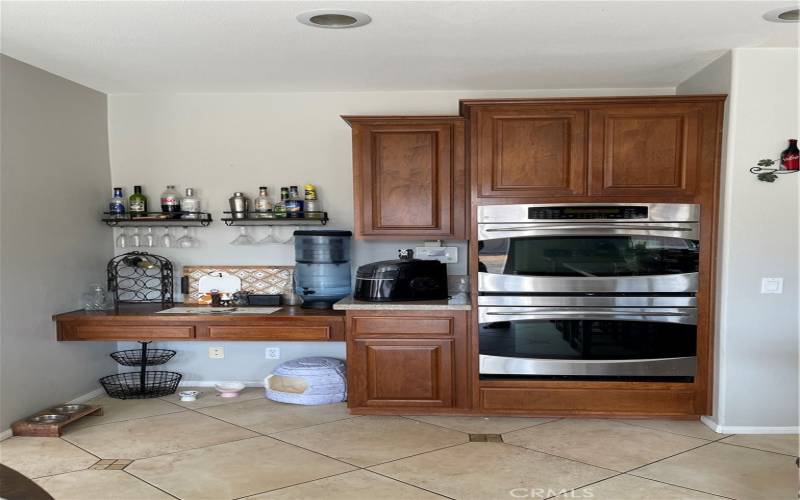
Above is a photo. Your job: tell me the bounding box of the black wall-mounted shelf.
[221,211,328,226]
[102,212,213,227]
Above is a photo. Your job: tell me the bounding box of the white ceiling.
[2,1,798,93]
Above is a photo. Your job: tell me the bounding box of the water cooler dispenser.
[293,230,353,308]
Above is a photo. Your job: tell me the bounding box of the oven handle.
[484,310,692,318]
[483,224,694,232]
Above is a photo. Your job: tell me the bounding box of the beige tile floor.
[0,388,796,500]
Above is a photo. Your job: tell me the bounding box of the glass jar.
[81,283,111,311]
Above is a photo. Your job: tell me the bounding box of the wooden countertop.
[53,303,345,320]
[53,304,345,341]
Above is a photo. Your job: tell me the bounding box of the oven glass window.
[479,319,696,360]
[479,236,699,277]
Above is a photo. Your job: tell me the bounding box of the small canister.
[304,199,321,218]
[229,192,248,219]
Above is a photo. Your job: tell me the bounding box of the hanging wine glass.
[257,227,274,244]
[129,228,141,247]
[160,227,174,248]
[176,228,195,249]
[230,226,255,246]
[115,228,130,248]
[142,227,157,248]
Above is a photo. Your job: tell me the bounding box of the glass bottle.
[181,188,201,219]
[286,185,304,218]
[129,185,147,218]
[253,186,274,218]
[273,187,289,218]
[780,139,799,171]
[109,187,126,219]
[160,185,181,217]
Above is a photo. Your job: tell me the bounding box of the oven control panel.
[528,206,648,220]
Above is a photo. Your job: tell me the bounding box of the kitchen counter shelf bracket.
[102,212,213,227]
[221,211,329,226]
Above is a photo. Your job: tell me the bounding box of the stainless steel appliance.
[478,203,700,294]
[477,203,700,380]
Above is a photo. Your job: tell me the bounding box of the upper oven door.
[477,204,700,294]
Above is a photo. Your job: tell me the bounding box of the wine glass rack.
[102,212,213,227]
[221,211,329,226]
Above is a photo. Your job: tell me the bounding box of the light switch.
[760,278,783,294]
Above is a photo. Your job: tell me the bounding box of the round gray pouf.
[264,357,346,405]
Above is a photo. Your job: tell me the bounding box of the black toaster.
[354,258,448,302]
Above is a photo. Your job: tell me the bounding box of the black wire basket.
[111,348,176,366]
[100,342,181,399]
[100,371,182,400]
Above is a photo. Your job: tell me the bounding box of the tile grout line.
[398,414,563,435]
[363,440,471,469]
[542,471,627,500]
[611,419,731,441]
[232,470,363,500]
[365,468,457,499]
[712,439,800,457]
[180,404,370,470]
[618,440,741,499]
[121,469,182,500]
[496,439,624,475]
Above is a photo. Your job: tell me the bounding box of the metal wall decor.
[751,158,800,182]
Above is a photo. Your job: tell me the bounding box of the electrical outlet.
[208,347,224,359]
[265,347,281,360]
[415,246,458,263]
[761,277,784,294]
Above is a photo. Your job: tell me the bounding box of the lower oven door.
[478,306,697,379]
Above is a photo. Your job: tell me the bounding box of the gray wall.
[0,56,116,431]
[678,48,799,430]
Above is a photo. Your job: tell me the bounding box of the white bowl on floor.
[215,382,246,398]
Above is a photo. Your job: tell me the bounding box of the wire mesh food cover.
[107,252,174,309]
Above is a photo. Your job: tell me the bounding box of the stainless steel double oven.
[477,203,700,381]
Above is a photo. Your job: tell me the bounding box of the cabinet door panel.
[590,105,701,196]
[373,131,437,228]
[348,118,465,239]
[475,107,587,197]
[352,338,454,407]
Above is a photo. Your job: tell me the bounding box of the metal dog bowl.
[28,414,69,425]
[50,404,89,414]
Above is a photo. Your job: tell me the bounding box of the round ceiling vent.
[297,10,371,29]
[763,7,799,22]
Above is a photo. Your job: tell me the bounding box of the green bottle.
[129,185,148,218]
[273,187,289,218]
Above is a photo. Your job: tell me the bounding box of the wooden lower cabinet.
[346,310,469,411]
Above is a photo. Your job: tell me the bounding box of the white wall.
[0,56,116,431]
[679,48,800,431]
[108,87,674,382]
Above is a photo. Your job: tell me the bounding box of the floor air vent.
[468,434,503,443]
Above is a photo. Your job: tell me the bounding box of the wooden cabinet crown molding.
[458,94,727,114]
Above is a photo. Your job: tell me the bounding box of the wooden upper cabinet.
[343,116,466,239]
[469,105,588,198]
[462,96,724,200]
[589,102,717,197]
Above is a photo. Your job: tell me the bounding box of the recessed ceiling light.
[297,10,371,29]
[763,7,799,22]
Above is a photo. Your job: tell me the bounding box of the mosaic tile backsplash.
[183,266,294,303]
